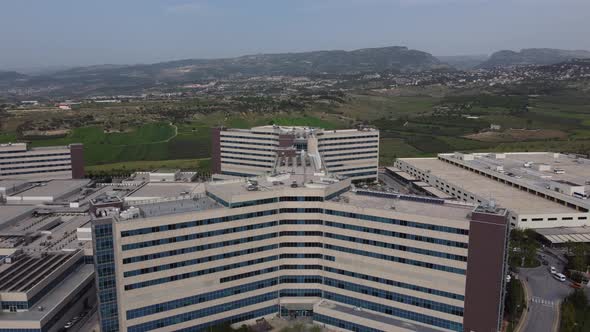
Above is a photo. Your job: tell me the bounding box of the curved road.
[518,251,572,332]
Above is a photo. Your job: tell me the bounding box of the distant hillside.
[0,46,448,97]
[436,54,489,70]
[478,48,590,68]
[0,71,28,91]
[0,70,27,81]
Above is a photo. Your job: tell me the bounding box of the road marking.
[531,296,554,307]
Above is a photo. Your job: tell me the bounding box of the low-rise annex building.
[394,152,590,230]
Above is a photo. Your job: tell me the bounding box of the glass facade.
[101,183,477,332]
[93,222,120,332]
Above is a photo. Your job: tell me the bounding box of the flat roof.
[401,158,576,215]
[151,168,179,173]
[126,182,205,200]
[536,227,590,244]
[11,180,90,198]
[206,171,344,200]
[339,191,474,221]
[0,252,77,292]
[137,197,221,219]
[420,186,455,199]
[0,180,29,189]
[553,180,583,187]
[393,171,417,181]
[0,206,34,227]
[0,264,93,323]
[445,152,590,193]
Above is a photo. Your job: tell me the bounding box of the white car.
[553,273,566,282]
[550,266,557,274]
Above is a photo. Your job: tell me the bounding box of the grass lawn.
[85,158,210,173]
[0,132,17,142]
[2,93,590,172]
[28,122,176,147]
[334,94,437,121]
[379,138,424,165]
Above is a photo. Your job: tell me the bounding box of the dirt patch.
[22,129,71,137]
[465,129,568,142]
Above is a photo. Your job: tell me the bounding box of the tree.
[571,271,584,284]
[561,303,577,332]
[571,242,589,272]
[560,289,589,332]
[509,228,540,268]
[565,240,575,256]
[505,279,525,318]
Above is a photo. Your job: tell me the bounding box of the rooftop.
[536,227,590,244]
[225,125,377,135]
[0,206,34,228]
[138,197,221,219]
[206,171,344,202]
[400,157,576,215]
[152,168,179,174]
[0,263,93,323]
[0,180,29,190]
[0,252,79,292]
[126,182,205,201]
[442,152,590,196]
[339,190,475,222]
[10,179,91,200]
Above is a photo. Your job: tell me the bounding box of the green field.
[2,92,590,174]
[379,138,424,165]
[85,158,210,173]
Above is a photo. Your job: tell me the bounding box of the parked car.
[550,266,557,274]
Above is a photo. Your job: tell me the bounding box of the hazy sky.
[1,0,589,71]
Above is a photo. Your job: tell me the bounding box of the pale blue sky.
[1,0,589,70]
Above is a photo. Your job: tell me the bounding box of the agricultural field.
[1,91,589,174]
[85,159,210,178]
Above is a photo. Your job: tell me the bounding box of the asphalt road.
[519,250,573,332]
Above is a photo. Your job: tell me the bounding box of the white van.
[553,273,566,282]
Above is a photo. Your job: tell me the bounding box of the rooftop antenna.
[302,149,307,184]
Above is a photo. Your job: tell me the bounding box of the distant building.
[212,125,379,182]
[0,143,84,180]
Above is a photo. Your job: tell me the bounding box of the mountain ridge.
[478,48,590,68]
[0,46,449,97]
